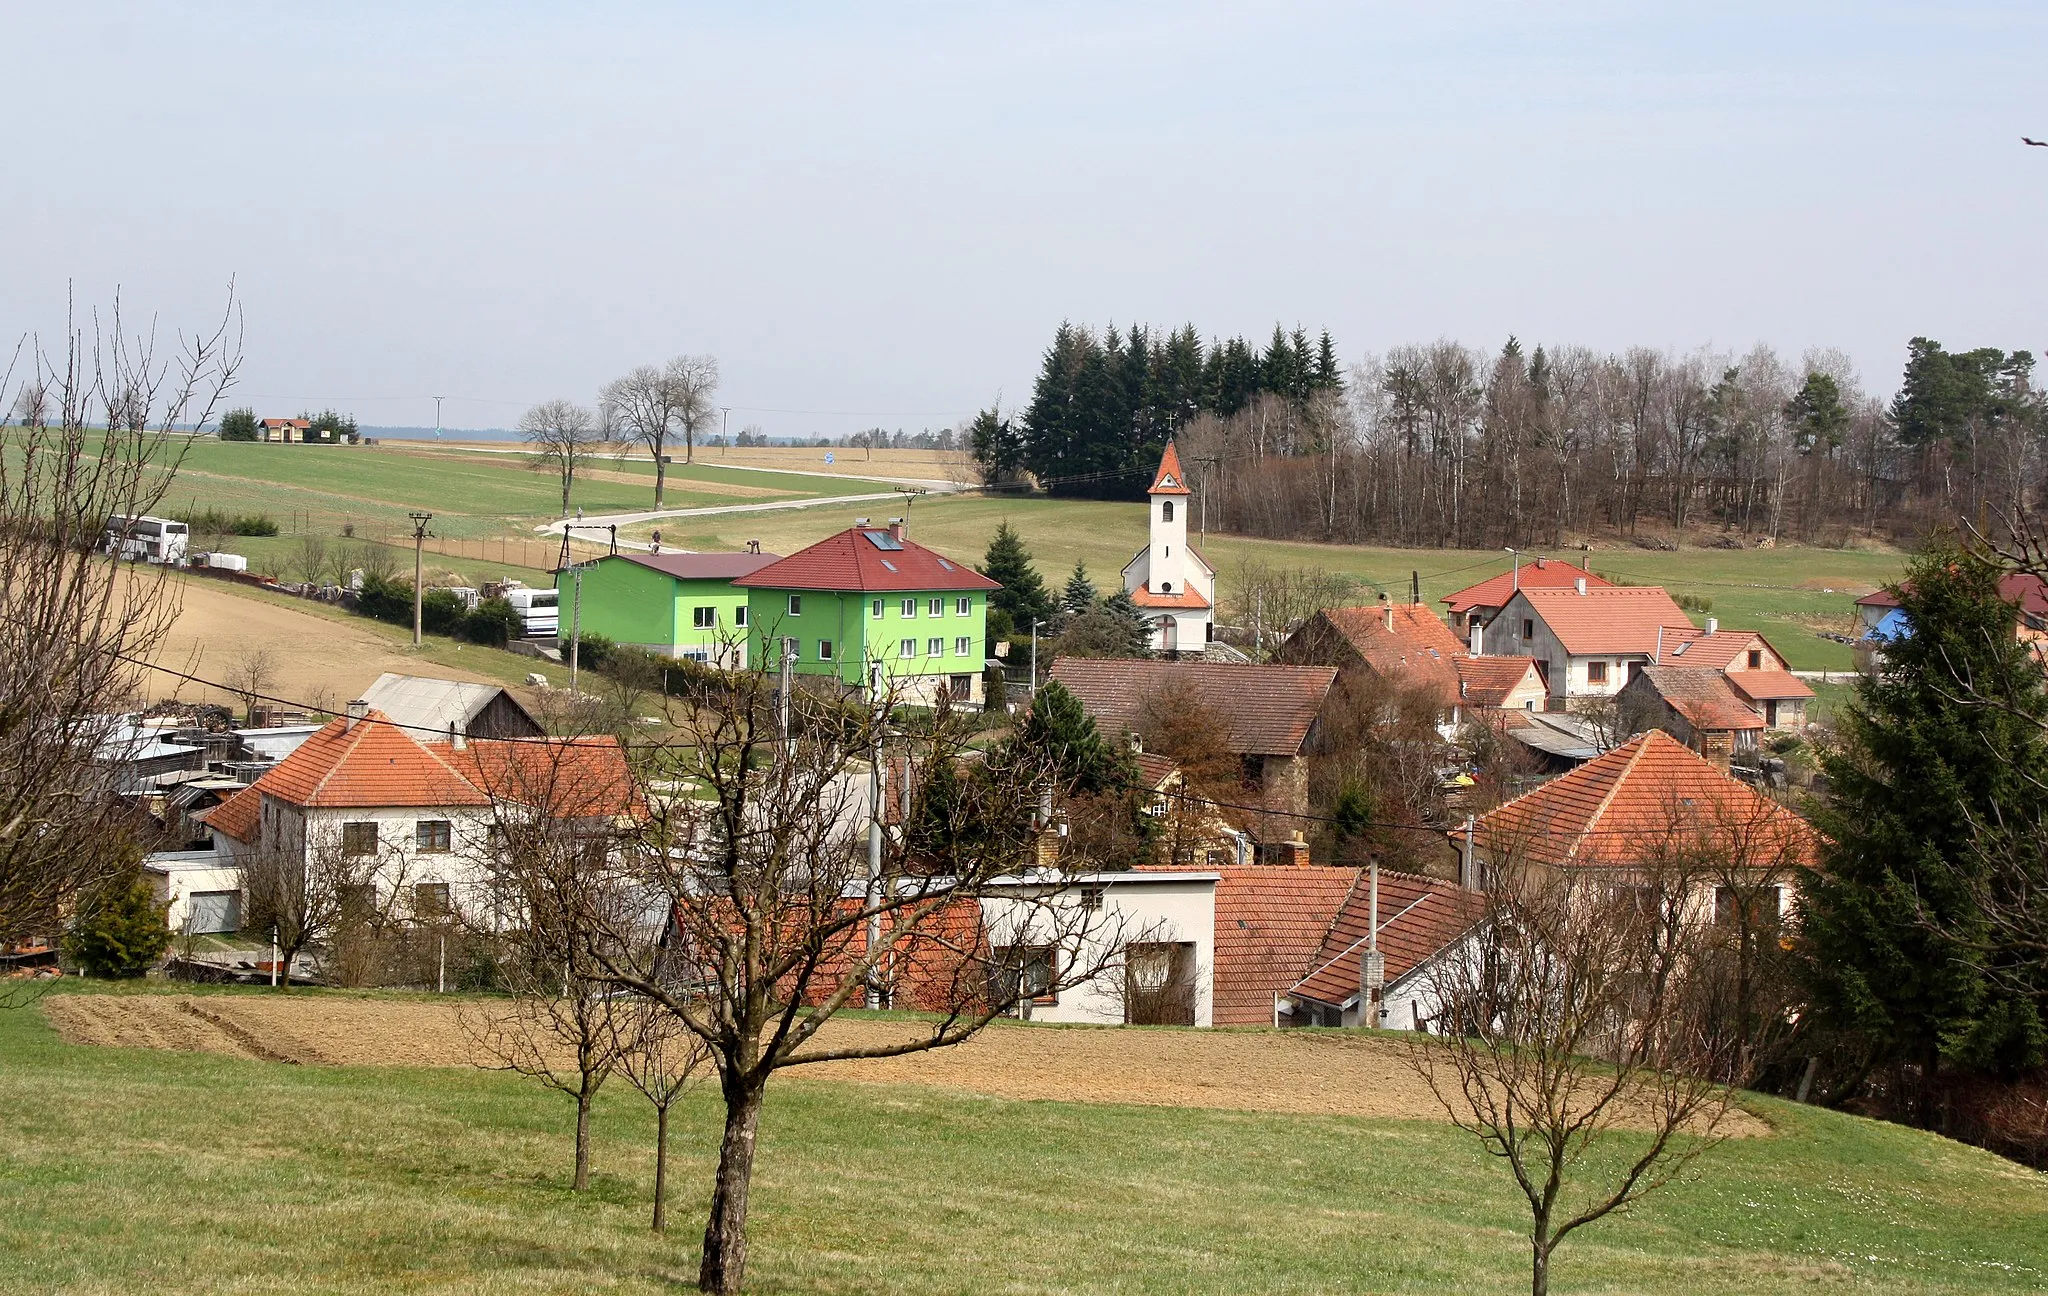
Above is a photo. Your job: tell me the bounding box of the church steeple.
[1148,441,1193,496]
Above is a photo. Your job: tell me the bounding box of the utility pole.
[892,485,927,536]
[1504,546,1520,592]
[1360,859,1383,1029]
[718,406,730,455]
[407,511,434,645]
[564,557,600,692]
[432,395,445,440]
[776,637,798,749]
[866,661,886,1011]
[1029,618,1041,695]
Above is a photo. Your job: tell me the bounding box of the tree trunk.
[653,1102,670,1234]
[1531,1232,1550,1296]
[573,1086,594,1191]
[699,1081,765,1295]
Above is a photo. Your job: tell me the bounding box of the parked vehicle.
[503,587,559,638]
[104,514,190,564]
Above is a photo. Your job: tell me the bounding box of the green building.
[733,523,999,706]
[553,551,781,667]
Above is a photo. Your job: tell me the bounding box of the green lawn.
[4,983,2044,1294]
[627,495,1904,671]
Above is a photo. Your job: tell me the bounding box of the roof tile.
[733,528,998,594]
[1049,659,1337,756]
[1444,561,1610,615]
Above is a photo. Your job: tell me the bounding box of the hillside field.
[6,983,2046,1294]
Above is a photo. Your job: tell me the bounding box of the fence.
[361,531,612,574]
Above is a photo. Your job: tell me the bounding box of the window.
[416,820,453,853]
[1521,618,1534,640]
[786,594,802,616]
[899,638,916,658]
[413,882,451,918]
[927,637,943,657]
[1747,649,1763,668]
[733,605,747,628]
[992,944,1056,1005]
[341,821,378,857]
[818,640,834,661]
[901,598,917,617]
[872,598,885,618]
[1587,661,1608,684]
[956,597,971,616]
[928,597,944,617]
[954,636,971,656]
[692,606,715,629]
[1080,885,1104,912]
[1162,500,1174,522]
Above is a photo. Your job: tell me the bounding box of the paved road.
[535,490,939,536]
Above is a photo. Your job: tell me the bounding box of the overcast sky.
[6,2,2044,436]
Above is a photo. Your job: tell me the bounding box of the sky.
[5,2,2046,437]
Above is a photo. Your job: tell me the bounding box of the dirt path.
[40,995,1767,1132]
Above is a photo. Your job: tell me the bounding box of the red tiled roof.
[246,711,489,809]
[1632,666,1764,733]
[1048,659,1337,756]
[732,528,998,593]
[1304,604,1462,706]
[619,552,783,581]
[1290,871,1485,1008]
[449,736,646,819]
[200,783,261,843]
[1465,730,1817,869]
[1148,442,1192,496]
[1454,656,1544,708]
[1725,669,1815,703]
[1209,865,1360,1025]
[1515,586,1695,656]
[1858,572,2048,617]
[1130,586,1212,610]
[259,417,311,429]
[1443,560,1610,615]
[1133,752,1180,790]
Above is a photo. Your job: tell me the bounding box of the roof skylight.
[862,530,904,551]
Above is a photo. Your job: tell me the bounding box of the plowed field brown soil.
[41,994,1765,1132]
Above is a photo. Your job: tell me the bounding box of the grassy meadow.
[4,983,2046,1294]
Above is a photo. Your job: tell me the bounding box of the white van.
[504,587,559,638]
[105,515,190,564]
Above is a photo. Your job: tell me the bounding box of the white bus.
[105,515,190,564]
[503,587,560,639]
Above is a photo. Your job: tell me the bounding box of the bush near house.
[352,575,521,646]
[62,871,171,978]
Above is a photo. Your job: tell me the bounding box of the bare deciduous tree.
[599,355,719,507]
[520,398,604,516]
[224,645,280,723]
[239,833,409,990]
[288,532,328,585]
[664,354,720,467]
[0,287,240,948]
[607,991,709,1231]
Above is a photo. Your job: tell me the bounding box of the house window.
[899,638,916,658]
[928,597,944,617]
[1521,618,1534,640]
[927,637,943,657]
[954,636,971,656]
[1080,885,1104,912]
[956,597,971,615]
[901,598,917,617]
[872,598,885,618]
[416,820,453,853]
[413,882,451,918]
[1587,661,1608,684]
[341,821,378,857]
[692,606,715,629]
[787,594,803,616]
[818,640,834,661]
[1162,500,1174,522]
[733,606,747,628]
[993,944,1056,1005]
[1747,649,1762,669]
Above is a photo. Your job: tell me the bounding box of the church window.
[1162,500,1174,522]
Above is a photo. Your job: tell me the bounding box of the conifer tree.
[1062,561,1098,616]
[982,521,1056,633]
[1801,540,2048,1118]
[1012,681,1130,795]
[63,868,171,978]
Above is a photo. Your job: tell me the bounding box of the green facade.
[745,587,988,695]
[554,558,753,664]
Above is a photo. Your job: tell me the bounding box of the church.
[1119,442,1216,654]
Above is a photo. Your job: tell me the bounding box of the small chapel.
[1119,442,1216,655]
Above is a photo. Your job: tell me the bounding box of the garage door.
[186,890,241,934]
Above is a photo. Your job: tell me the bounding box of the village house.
[1120,442,1217,655]
[1441,557,1613,636]
[1480,582,1697,705]
[1456,729,1819,925]
[1281,596,1548,735]
[1616,665,1766,759]
[1855,571,2048,674]
[258,417,310,442]
[358,673,546,744]
[734,521,997,707]
[551,550,782,668]
[1047,658,1337,859]
[1283,867,1486,1030]
[1655,622,1814,729]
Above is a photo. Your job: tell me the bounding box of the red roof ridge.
[1568,731,1659,863]
[1149,442,1192,495]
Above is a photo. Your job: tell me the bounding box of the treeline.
[972,322,1343,500]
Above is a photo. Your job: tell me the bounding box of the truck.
[503,587,559,639]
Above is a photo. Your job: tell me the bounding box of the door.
[1160,615,1178,655]
[1124,942,1198,1025]
[186,890,241,934]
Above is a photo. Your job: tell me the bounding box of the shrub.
[1675,592,1715,614]
[64,870,171,978]
[458,597,518,647]
[217,408,259,441]
[563,632,616,671]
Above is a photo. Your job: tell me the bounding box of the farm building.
[1616,666,1765,758]
[358,673,544,744]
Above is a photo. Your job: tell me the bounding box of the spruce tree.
[64,868,172,978]
[1100,587,1154,657]
[1062,561,1098,616]
[1802,540,2048,1116]
[982,521,1056,632]
[1012,681,1130,795]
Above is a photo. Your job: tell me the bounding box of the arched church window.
[1162,500,1174,522]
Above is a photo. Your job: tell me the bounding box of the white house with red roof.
[733,520,1000,707]
[1482,582,1699,704]
[1120,443,1216,655]
[1441,557,1612,635]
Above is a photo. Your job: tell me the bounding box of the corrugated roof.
[1443,560,1610,615]
[1048,659,1337,756]
[1466,730,1817,869]
[1290,871,1485,1008]
[732,528,999,593]
[359,674,537,743]
[1516,586,1696,656]
[1209,865,1360,1025]
[1454,656,1544,708]
[1633,666,1764,732]
[617,551,784,581]
[1148,441,1193,496]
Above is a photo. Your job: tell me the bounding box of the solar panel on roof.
[862,530,903,550]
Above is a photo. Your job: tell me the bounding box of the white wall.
[979,874,1218,1027]
[146,862,246,933]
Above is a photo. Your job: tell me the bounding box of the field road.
[533,489,946,537]
[426,440,964,491]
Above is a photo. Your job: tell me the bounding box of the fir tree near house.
[1062,561,1098,617]
[982,521,1056,639]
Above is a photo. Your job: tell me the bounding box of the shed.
[358,674,543,744]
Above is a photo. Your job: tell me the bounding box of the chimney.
[1284,832,1311,867]
[1128,731,1143,754]
[345,700,367,732]
[1706,616,1719,635]
[1535,557,1547,570]
[1469,621,1483,655]
[889,517,906,543]
[449,721,466,751]
[1574,577,1588,596]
